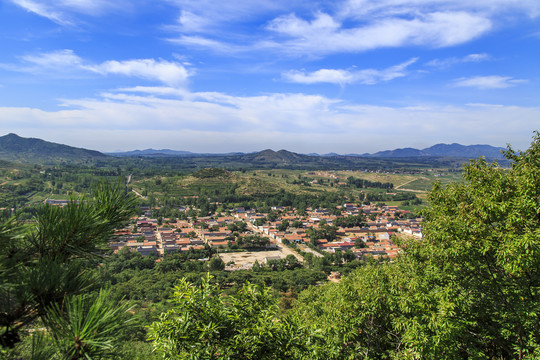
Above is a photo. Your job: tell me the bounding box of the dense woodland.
[1,134,540,359]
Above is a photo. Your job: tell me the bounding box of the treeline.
[0,163,129,209]
[100,249,334,302]
[365,191,420,202]
[347,176,394,189]
[148,189,351,218]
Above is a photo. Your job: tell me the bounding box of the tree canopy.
[150,133,540,359]
[0,183,136,358]
[291,132,540,359]
[149,275,303,360]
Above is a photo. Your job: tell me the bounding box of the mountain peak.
[259,149,277,154]
[4,133,21,138]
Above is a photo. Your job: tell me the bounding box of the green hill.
[0,133,109,164]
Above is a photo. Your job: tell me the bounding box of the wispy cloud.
[10,0,129,25]
[176,10,210,33]
[266,11,491,55]
[452,75,527,89]
[20,49,84,69]
[11,0,72,25]
[283,58,418,85]
[163,1,540,56]
[339,0,540,19]
[167,0,291,31]
[427,53,491,68]
[115,86,189,97]
[5,50,192,87]
[168,35,242,54]
[283,69,356,86]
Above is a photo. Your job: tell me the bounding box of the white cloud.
[6,50,192,87]
[21,49,84,69]
[86,59,192,87]
[283,69,355,85]
[10,0,126,24]
[168,35,240,54]
[340,0,540,19]
[116,86,189,97]
[452,75,527,89]
[266,11,491,55]
[427,53,491,68]
[55,0,116,14]
[268,12,341,37]
[11,0,71,25]
[162,1,539,56]
[0,49,86,76]
[177,10,210,33]
[464,53,490,62]
[283,58,418,85]
[167,0,291,30]
[163,0,296,54]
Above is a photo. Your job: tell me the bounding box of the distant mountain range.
[107,149,196,157]
[364,143,506,160]
[109,143,506,160]
[0,133,506,166]
[0,133,108,164]
[106,149,244,157]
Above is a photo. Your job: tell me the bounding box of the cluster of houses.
[110,219,209,256]
[237,203,421,259]
[108,202,422,261]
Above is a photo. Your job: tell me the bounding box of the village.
[109,202,423,269]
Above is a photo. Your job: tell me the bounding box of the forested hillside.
[0,133,108,164]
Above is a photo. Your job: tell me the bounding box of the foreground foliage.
[149,275,304,360]
[151,133,540,359]
[291,133,540,359]
[0,183,136,359]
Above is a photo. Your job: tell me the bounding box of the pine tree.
[0,183,136,358]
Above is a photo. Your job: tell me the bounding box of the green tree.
[42,289,134,359]
[0,183,136,357]
[254,217,266,227]
[343,249,356,262]
[209,256,226,271]
[400,133,540,358]
[292,133,540,359]
[291,219,304,228]
[334,214,366,228]
[291,262,400,359]
[227,221,247,233]
[306,224,337,242]
[278,219,289,232]
[354,237,365,249]
[149,275,303,359]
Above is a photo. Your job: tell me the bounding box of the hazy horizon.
[2,132,510,155]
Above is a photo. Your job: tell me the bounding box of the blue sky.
[0,0,539,153]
